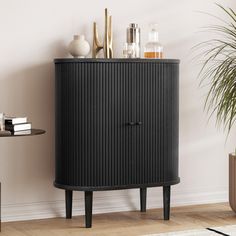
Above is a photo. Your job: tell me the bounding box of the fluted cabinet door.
[122,62,179,185]
[138,63,179,184]
[55,59,179,190]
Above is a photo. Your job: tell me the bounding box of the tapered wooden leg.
[163,186,171,220]
[65,190,73,219]
[140,187,147,212]
[85,191,93,228]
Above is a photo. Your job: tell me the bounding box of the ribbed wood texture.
[55,60,179,190]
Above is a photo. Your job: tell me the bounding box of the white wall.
[0,0,236,222]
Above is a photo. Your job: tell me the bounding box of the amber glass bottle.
[144,24,163,59]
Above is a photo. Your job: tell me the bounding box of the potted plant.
[197,4,236,212]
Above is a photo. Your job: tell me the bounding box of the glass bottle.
[144,24,163,59]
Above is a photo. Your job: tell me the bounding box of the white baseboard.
[1,188,228,222]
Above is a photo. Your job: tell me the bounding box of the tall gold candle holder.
[93,8,113,58]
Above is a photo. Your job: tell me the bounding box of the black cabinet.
[54,58,180,228]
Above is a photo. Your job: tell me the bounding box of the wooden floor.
[1,203,236,236]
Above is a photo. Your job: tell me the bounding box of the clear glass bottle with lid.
[144,24,163,59]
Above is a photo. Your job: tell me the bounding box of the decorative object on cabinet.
[144,23,163,59]
[126,23,141,58]
[195,4,236,213]
[123,42,136,58]
[93,8,113,58]
[68,35,90,58]
[54,58,180,228]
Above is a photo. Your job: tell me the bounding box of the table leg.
[0,182,1,232]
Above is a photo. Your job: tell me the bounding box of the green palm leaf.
[198,4,236,134]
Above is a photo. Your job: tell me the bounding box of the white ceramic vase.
[68,35,90,58]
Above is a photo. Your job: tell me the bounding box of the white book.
[5,116,27,125]
[13,130,32,135]
[5,123,31,132]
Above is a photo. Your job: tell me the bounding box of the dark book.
[5,123,31,132]
[5,116,27,125]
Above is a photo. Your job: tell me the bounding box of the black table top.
[0,129,45,137]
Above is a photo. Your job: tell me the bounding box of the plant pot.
[229,153,236,212]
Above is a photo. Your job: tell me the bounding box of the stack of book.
[5,116,31,135]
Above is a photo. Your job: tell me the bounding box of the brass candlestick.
[93,8,113,58]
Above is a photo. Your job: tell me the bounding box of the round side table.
[0,129,45,232]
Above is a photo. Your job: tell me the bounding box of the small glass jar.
[123,42,136,58]
[144,24,163,59]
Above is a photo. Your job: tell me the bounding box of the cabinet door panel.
[55,61,179,188]
[120,63,140,185]
[138,63,179,183]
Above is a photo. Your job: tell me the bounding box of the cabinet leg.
[140,187,147,212]
[163,186,171,220]
[85,191,93,228]
[65,190,73,219]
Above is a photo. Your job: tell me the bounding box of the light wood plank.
[1,203,236,236]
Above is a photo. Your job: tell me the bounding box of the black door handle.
[127,122,135,126]
[126,122,142,126]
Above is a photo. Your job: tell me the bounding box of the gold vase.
[93,8,113,58]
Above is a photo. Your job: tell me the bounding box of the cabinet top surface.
[54,58,180,64]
